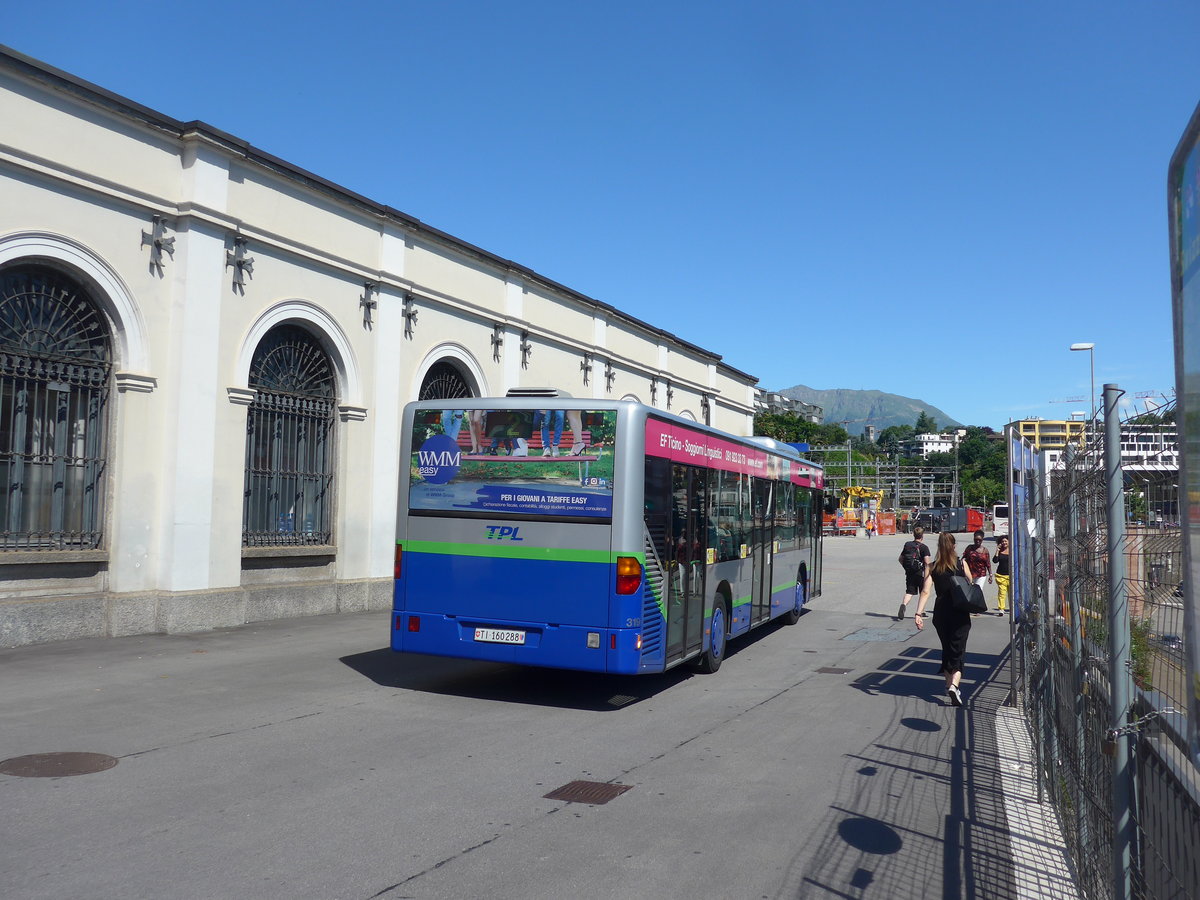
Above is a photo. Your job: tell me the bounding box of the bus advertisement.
[392,395,824,675]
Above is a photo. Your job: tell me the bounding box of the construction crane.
[1051,389,1174,404]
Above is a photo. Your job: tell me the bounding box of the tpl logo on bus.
[485,525,525,541]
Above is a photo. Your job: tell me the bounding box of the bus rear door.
[751,478,774,624]
[646,458,708,667]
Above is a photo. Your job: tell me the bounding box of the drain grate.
[816,666,853,675]
[0,752,119,778]
[543,780,632,805]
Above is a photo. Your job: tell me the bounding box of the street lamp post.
[1070,342,1096,424]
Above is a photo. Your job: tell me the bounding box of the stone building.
[0,47,759,647]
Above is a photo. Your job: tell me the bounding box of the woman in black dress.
[913,531,973,707]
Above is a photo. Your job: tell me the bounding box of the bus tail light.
[407,615,420,632]
[394,544,403,580]
[615,556,642,594]
[635,633,642,650]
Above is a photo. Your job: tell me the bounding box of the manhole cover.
[0,752,119,778]
[543,780,632,805]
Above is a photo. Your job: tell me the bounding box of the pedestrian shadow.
[850,646,1002,707]
[772,645,1031,899]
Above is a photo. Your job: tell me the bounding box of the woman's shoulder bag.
[950,573,988,614]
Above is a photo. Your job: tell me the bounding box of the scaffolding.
[804,448,956,508]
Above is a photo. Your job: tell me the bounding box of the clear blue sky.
[7,1,1198,429]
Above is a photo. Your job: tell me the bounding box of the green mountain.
[779,385,962,436]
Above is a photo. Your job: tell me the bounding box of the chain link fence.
[1010,397,1200,900]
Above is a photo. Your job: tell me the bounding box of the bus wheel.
[783,566,807,625]
[695,598,728,674]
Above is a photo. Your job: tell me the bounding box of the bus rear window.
[408,408,616,518]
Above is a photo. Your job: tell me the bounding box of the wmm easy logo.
[485,525,524,541]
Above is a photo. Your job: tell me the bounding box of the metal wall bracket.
[491,323,504,361]
[140,215,175,277]
[580,352,592,385]
[225,236,254,294]
[520,330,532,369]
[403,293,418,338]
[360,282,378,329]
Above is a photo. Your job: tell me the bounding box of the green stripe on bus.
[404,540,616,564]
[732,594,752,609]
[403,542,668,620]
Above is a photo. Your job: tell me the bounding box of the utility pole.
[1104,384,1133,900]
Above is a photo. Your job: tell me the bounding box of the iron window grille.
[419,361,472,400]
[0,265,111,551]
[242,325,336,547]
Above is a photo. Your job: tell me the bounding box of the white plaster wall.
[0,71,183,205]
[157,217,226,591]
[226,164,375,266]
[406,239,507,309]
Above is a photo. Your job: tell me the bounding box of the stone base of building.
[0,578,393,649]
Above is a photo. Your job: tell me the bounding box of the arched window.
[0,264,111,550]
[419,361,473,400]
[243,325,337,546]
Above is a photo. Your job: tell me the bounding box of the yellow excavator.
[841,486,884,509]
[831,486,885,530]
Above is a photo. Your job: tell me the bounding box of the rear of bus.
[391,398,647,674]
[992,503,1009,537]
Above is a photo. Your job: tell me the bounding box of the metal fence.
[1010,390,1200,900]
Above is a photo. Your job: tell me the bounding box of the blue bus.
[392,392,824,675]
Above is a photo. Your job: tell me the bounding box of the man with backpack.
[897,525,931,619]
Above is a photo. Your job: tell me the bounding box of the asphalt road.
[0,532,1024,900]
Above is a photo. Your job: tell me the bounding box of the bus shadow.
[340,648,691,711]
[340,612,804,710]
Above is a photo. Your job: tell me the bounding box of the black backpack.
[900,541,926,576]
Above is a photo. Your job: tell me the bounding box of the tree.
[752,412,849,447]
[753,412,809,443]
[811,423,850,445]
[964,476,1004,509]
[956,431,993,467]
[852,433,882,456]
[914,412,938,434]
[876,424,915,459]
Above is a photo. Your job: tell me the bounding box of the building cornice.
[0,44,757,386]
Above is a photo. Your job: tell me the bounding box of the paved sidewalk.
[786,531,1080,899]
[993,706,1079,898]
